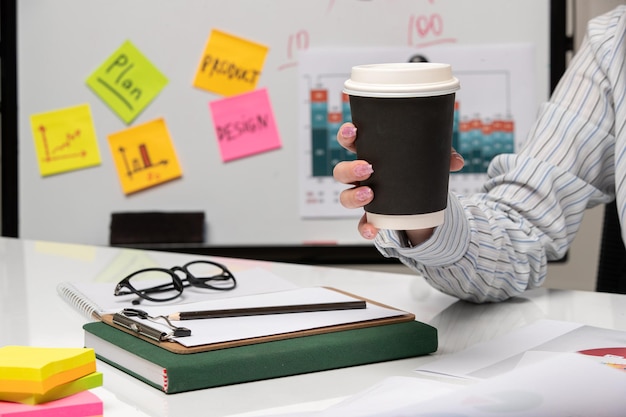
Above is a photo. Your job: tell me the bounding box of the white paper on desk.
[399,353,626,416]
[128,287,407,347]
[256,354,626,417]
[416,319,626,380]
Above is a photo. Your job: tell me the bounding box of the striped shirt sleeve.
[375,6,626,303]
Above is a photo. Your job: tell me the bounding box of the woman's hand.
[333,122,465,243]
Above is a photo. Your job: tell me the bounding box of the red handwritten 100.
[408,12,457,47]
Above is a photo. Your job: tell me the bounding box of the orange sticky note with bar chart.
[193,29,268,97]
[29,104,101,176]
[107,118,182,195]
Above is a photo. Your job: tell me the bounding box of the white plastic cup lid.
[343,62,460,98]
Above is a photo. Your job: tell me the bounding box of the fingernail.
[353,164,373,177]
[452,150,465,164]
[341,126,357,138]
[355,187,373,202]
[362,228,376,239]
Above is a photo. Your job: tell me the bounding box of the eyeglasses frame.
[114,259,237,303]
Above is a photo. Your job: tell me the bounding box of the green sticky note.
[86,40,168,124]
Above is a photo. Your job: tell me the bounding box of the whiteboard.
[17,0,551,247]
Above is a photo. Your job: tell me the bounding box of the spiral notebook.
[56,267,299,320]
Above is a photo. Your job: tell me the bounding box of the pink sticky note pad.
[209,88,282,162]
[0,390,103,416]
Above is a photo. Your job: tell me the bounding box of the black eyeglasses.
[114,260,237,304]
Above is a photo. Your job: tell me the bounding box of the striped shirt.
[375,6,626,303]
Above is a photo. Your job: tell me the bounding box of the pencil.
[167,300,367,320]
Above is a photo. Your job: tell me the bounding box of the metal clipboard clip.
[112,308,192,342]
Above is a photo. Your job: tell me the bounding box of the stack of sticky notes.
[0,346,103,416]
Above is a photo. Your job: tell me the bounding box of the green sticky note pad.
[86,40,168,124]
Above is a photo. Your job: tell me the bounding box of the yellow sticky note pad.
[86,40,168,124]
[193,29,268,96]
[30,104,102,176]
[108,118,182,195]
[0,346,96,395]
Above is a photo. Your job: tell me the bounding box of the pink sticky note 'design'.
[210,88,282,162]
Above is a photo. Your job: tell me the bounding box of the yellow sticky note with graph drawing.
[193,29,268,97]
[30,104,101,176]
[107,118,182,195]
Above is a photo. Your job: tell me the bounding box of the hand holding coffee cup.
[342,62,460,231]
[334,123,465,241]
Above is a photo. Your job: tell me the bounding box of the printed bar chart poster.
[298,44,537,218]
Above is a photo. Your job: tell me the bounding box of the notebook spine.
[56,283,102,321]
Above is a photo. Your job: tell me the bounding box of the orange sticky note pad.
[209,88,282,162]
[193,29,268,97]
[107,118,183,195]
[0,372,103,405]
[29,104,102,176]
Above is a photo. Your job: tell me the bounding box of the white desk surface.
[2,237,625,416]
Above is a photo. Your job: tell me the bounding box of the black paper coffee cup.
[344,63,460,230]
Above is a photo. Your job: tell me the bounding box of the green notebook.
[84,320,437,394]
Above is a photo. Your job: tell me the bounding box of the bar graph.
[310,89,355,178]
[454,107,516,174]
[307,90,517,178]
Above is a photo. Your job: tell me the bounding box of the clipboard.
[100,287,415,354]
